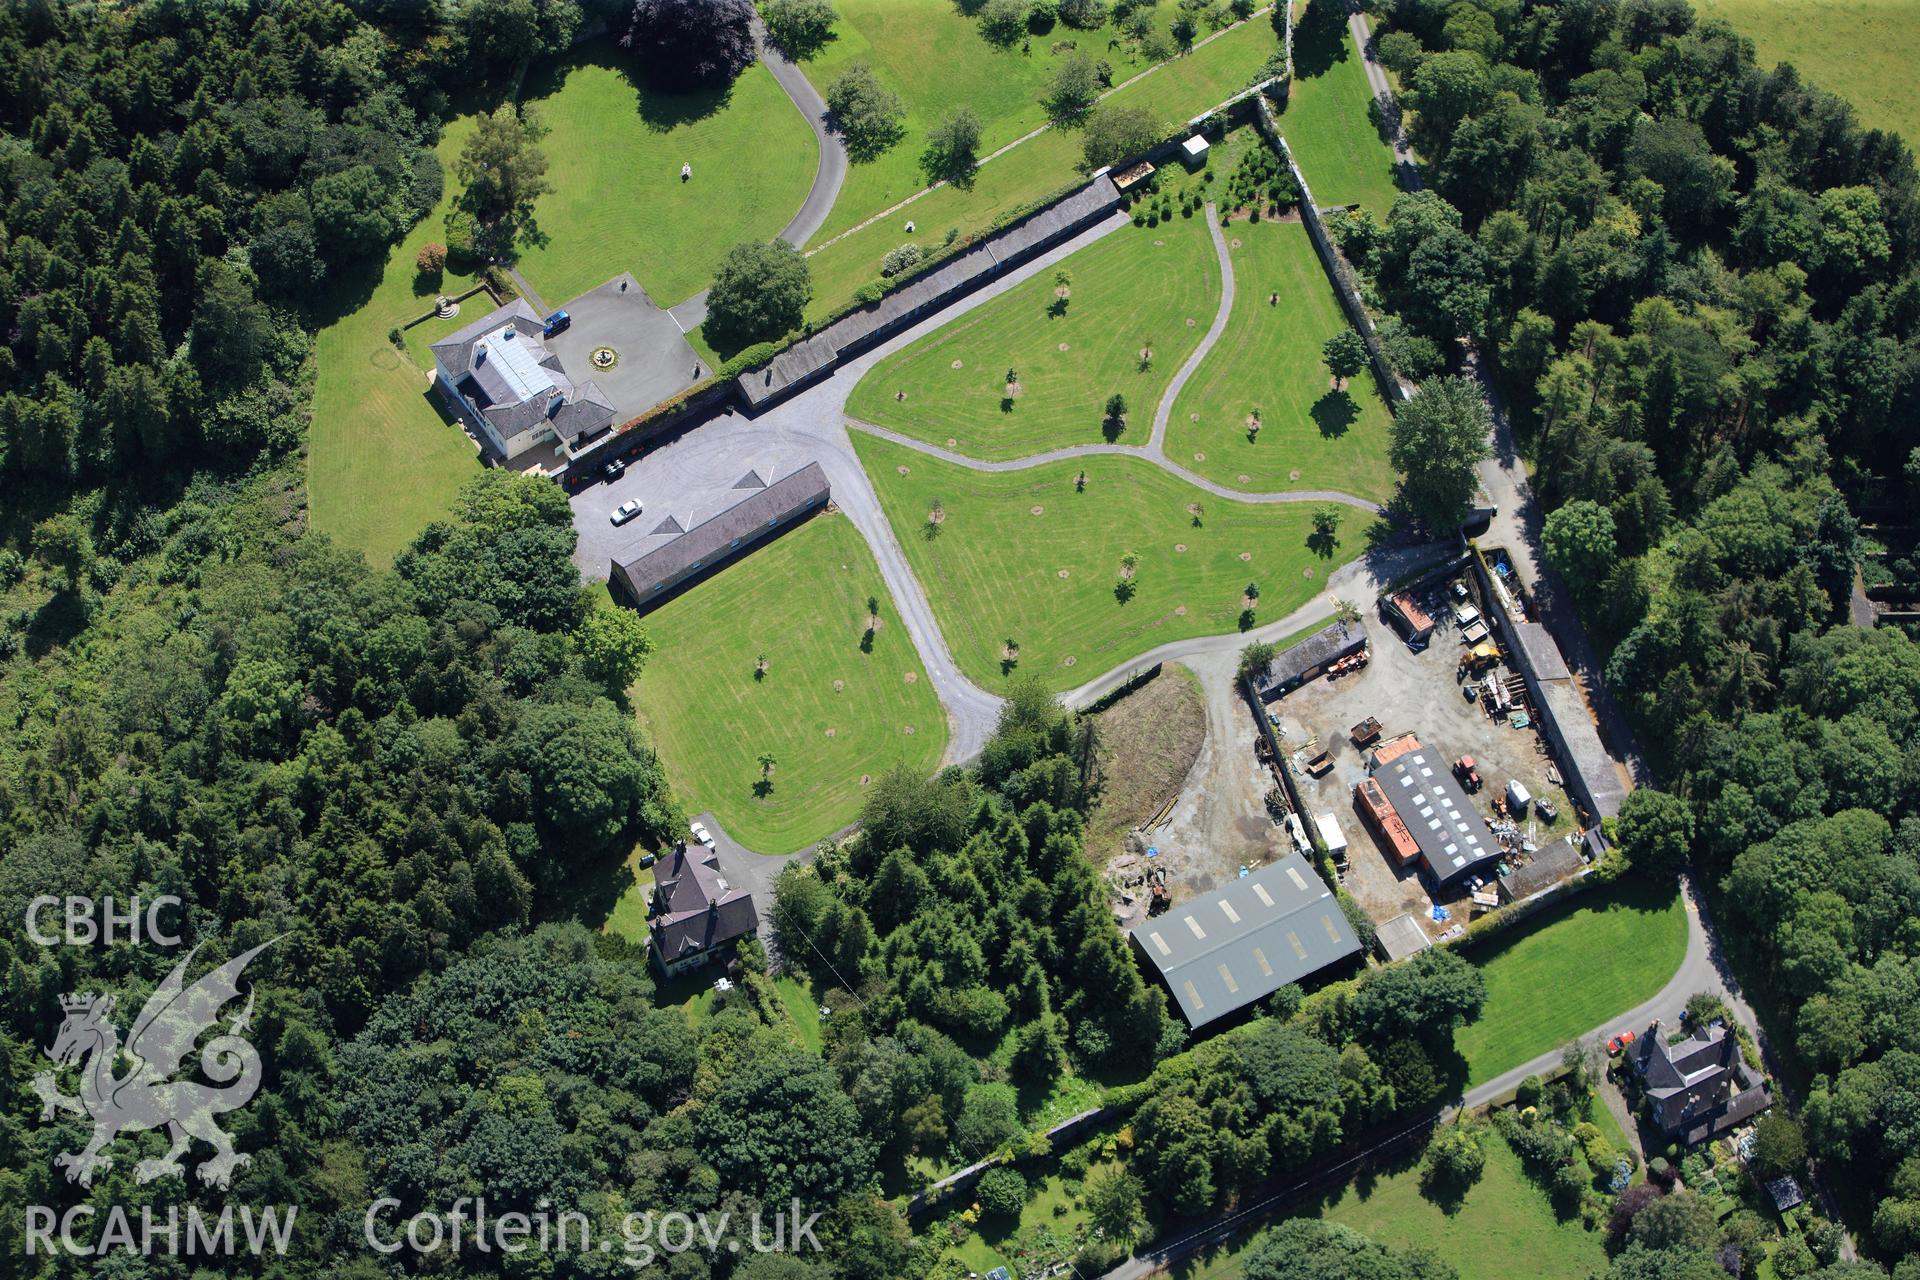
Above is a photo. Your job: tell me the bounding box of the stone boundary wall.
[1464,543,1629,827]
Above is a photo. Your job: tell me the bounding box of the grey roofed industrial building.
[1497,839,1586,903]
[1130,851,1361,1028]
[611,462,830,607]
[1504,620,1630,822]
[1374,912,1432,962]
[1248,619,1368,701]
[1374,744,1503,886]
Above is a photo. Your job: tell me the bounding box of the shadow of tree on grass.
[1312,389,1360,438]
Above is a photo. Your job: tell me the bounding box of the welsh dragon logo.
[31,941,274,1190]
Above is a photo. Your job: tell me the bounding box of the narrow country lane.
[666,18,850,332]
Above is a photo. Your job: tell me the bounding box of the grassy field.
[307,118,488,566]
[1696,0,1920,145]
[514,51,818,307]
[804,13,1282,316]
[628,511,947,853]
[1173,1129,1608,1280]
[847,215,1222,457]
[1277,16,1401,217]
[850,432,1360,693]
[1456,877,1689,1086]
[1165,217,1396,502]
[798,0,1140,244]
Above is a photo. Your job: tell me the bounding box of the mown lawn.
[1165,217,1396,502]
[797,0,1142,244]
[1456,876,1689,1086]
[804,13,1281,316]
[627,512,947,853]
[307,117,487,566]
[1696,0,1920,146]
[850,432,1360,693]
[602,848,657,943]
[515,50,817,307]
[1172,1128,1607,1280]
[1277,17,1401,217]
[847,215,1221,457]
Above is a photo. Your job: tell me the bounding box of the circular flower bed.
[591,346,618,370]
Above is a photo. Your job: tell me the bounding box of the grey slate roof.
[737,177,1122,408]
[1250,619,1367,701]
[986,176,1121,267]
[1499,619,1627,822]
[650,844,759,963]
[1632,1022,1771,1140]
[1535,677,1630,820]
[1375,744,1502,885]
[1499,840,1585,901]
[1131,851,1360,1028]
[1510,621,1571,682]
[431,298,544,375]
[430,299,613,446]
[613,462,830,601]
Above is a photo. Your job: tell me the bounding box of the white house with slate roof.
[430,298,614,462]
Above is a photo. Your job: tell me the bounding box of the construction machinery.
[1453,755,1483,792]
[1459,641,1502,674]
[1349,716,1383,747]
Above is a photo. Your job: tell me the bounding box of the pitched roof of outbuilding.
[1132,852,1360,1027]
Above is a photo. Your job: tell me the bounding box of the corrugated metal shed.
[1130,852,1360,1028]
[1375,744,1502,885]
[1375,912,1432,961]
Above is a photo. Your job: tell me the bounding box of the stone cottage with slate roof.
[430,298,614,462]
[649,843,759,977]
[1248,619,1368,702]
[610,462,830,610]
[1630,1020,1772,1145]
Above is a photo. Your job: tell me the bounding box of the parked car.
[689,821,715,848]
[610,498,643,525]
[1607,1029,1638,1053]
[543,309,571,337]
[601,457,626,483]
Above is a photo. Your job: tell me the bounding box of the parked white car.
[689,821,715,848]
[610,498,644,525]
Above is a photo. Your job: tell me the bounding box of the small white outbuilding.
[1180,134,1210,167]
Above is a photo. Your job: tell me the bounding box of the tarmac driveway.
[546,272,705,421]
[570,412,824,581]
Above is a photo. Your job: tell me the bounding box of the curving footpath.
[1149,202,1237,449]
[848,419,1382,513]
[842,205,1382,515]
[677,204,1396,857]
